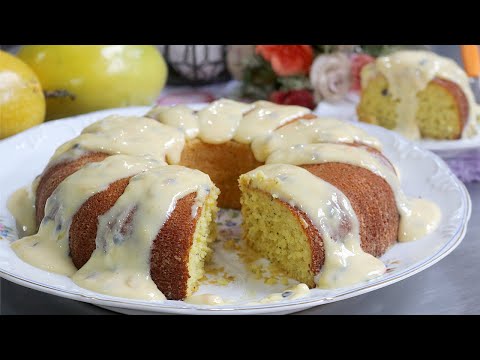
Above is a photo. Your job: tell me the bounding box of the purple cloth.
[443,150,480,183]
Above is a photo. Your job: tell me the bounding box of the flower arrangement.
[226,45,402,109]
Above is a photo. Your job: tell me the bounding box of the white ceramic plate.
[314,93,480,156]
[0,106,472,315]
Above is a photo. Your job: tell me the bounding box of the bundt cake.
[357,50,478,140]
[8,99,441,302]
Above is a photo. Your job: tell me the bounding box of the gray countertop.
[1,182,478,315]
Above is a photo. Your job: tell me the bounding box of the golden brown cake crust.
[179,139,263,209]
[69,181,199,300]
[430,78,469,138]
[177,114,321,209]
[68,181,199,299]
[301,163,399,258]
[150,192,200,300]
[35,152,109,226]
[69,177,131,269]
[348,143,396,174]
[260,161,398,280]
[37,152,200,300]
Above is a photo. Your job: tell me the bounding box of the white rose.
[310,53,351,102]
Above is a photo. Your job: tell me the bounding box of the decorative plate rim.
[0,105,472,315]
[0,211,469,314]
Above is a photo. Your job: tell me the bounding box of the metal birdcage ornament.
[157,45,231,85]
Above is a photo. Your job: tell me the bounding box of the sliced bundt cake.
[239,143,440,288]
[13,155,219,300]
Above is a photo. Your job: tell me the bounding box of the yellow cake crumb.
[239,173,316,287]
[357,73,464,140]
[265,277,278,285]
[186,186,220,296]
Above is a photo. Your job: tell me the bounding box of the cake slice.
[357,74,468,139]
[13,156,220,301]
[357,50,477,140]
[239,163,395,288]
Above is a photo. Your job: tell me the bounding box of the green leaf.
[277,76,312,91]
[239,55,278,100]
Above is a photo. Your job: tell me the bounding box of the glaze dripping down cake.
[8,99,441,301]
[357,50,479,140]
